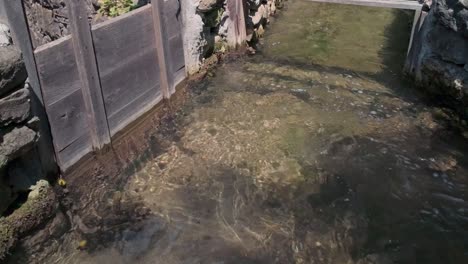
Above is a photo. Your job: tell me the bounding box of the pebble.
[370,111,377,115]
[432,172,439,178]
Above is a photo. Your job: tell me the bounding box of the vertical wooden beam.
[151,0,171,99]
[66,0,111,149]
[407,7,422,56]
[2,0,58,175]
[227,0,247,47]
[236,0,247,45]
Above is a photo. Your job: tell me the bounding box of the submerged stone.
[289,88,310,101]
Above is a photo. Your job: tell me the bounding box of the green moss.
[98,0,135,17]
[214,40,226,53]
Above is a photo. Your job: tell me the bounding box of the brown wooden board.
[58,134,93,171]
[35,37,81,106]
[34,36,93,167]
[92,6,162,134]
[46,89,89,151]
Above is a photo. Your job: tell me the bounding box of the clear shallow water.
[37,1,468,263]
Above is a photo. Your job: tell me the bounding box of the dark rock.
[23,0,99,46]
[0,88,31,127]
[0,126,37,170]
[8,150,44,192]
[434,0,468,37]
[426,24,468,65]
[0,46,27,97]
[407,0,468,117]
[0,179,16,217]
[420,57,468,101]
[26,116,41,131]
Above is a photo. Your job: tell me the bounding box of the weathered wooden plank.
[162,0,183,38]
[152,0,171,99]
[57,133,93,171]
[67,0,111,150]
[47,89,89,151]
[162,0,186,94]
[97,48,160,117]
[108,87,163,136]
[92,5,161,133]
[304,0,421,10]
[91,5,155,71]
[173,67,186,87]
[35,36,81,106]
[2,0,58,174]
[227,0,247,47]
[407,7,422,55]
[168,34,185,77]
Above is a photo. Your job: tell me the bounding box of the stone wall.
[0,20,58,261]
[182,0,285,74]
[23,0,150,47]
[406,0,468,116]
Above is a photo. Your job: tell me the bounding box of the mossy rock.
[0,182,57,261]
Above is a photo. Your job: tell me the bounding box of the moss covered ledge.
[0,181,58,261]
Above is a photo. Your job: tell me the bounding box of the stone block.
[0,88,31,127]
[0,46,27,97]
[0,126,37,170]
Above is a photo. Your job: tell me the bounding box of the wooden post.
[151,0,171,99]
[2,0,58,176]
[237,0,247,45]
[227,0,247,47]
[66,0,111,150]
[407,7,422,56]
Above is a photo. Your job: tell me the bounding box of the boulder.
[434,0,468,37]
[0,46,27,97]
[460,0,468,9]
[407,0,468,117]
[420,57,468,102]
[426,23,468,65]
[0,126,37,170]
[0,88,31,127]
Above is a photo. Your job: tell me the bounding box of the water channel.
[35,1,468,263]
